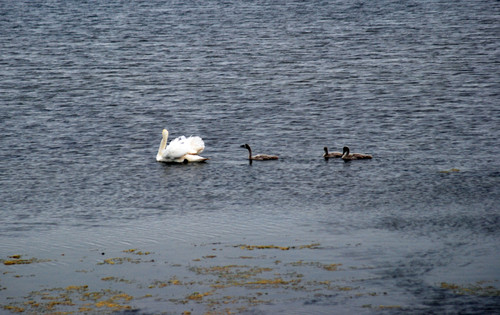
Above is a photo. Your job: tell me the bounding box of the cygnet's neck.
[342,146,350,158]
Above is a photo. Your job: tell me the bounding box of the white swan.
[156,129,208,163]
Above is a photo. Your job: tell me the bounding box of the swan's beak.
[240,144,245,148]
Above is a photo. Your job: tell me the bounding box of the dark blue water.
[1,0,499,313]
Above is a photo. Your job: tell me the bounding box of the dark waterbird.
[341,146,373,161]
[240,144,279,161]
[323,146,343,159]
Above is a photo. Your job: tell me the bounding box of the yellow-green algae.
[236,242,321,251]
[2,255,51,266]
[2,245,497,314]
[0,244,385,314]
[2,285,137,314]
[440,281,500,296]
[122,249,152,255]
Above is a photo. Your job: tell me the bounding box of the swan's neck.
[342,147,350,158]
[157,133,168,158]
[246,146,252,159]
[324,147,329,155]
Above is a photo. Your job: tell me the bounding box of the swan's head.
[162,129,169,138]
[240,144,250,150]
[342,146,350,157]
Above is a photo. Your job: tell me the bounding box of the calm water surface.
[1,0,499,313]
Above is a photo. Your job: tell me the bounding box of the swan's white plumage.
[156,129,208,163]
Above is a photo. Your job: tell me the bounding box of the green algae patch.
[3,305,25,313]
[299,243,321,249]
[239,245,290,251]
[440,282,500,296]
[191,265,274,283]
[186,291,214,300]
[1,243,455,314]
[323,263,342,271]
[148,276,184,288]
[100,276,133,284]
[95,293,134,311]
[122,249,152,255]
[65,285,88,292]
[2,285,137,314]
[2,255,51,266]
[3,259,32,266]
[98,256,147,265]
[287,260,343,271]
[236,243,321,251]
[244,278,294,286]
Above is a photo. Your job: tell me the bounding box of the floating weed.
[239,245,290,251]
[169,277,183,285]
[440,282,500,296]
[3,260,30,266]
[2,286,137,314]
[287,261,342,271]
[3,305,25,313]
[236,243,321,251]
[362,304,402,310]
[122,249,152,255]
[299,243,321,249]
[336,286,355,291]
[82,291,104,301]
[97,257,145,265]
[323,263,342,271]
[0,244,438,314]
[191,265,274,282]
[65,285,88,292]
[244,278,293,286]
[186,291,214,300]
[148,276,184,289]
[2,255,51,266]
[95,299,131,311]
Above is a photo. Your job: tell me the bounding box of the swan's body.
[323,147,342,158]
[240,144,278,161]
[341,146,372,161]
[156,129,208,163]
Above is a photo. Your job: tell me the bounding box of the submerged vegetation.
[2,255,51,266]
[440,281,500,296]
[1,244,498,314]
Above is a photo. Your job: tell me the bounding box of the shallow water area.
[2,212,498,314]
[1,0,500,313]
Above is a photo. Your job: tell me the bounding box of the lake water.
[1,0,499,313]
